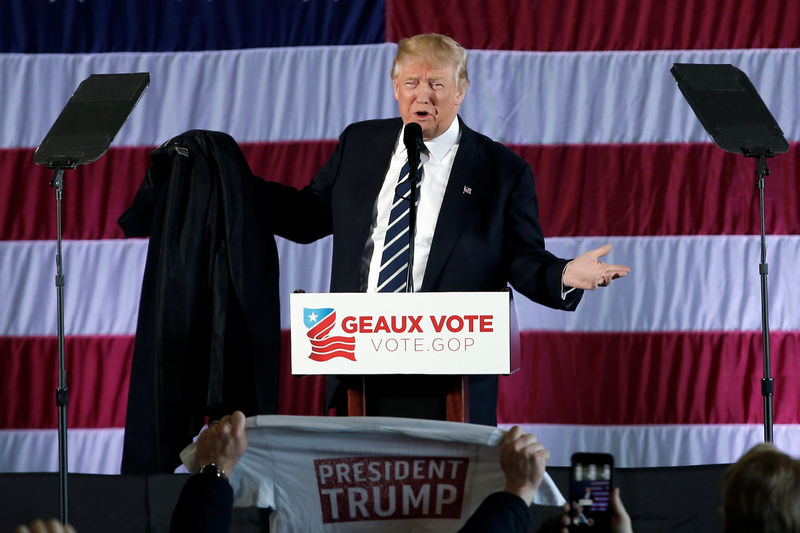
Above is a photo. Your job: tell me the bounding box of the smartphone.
[568,452,614,531]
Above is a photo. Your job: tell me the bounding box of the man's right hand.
[611,487,633,533]
[545,487,633,533]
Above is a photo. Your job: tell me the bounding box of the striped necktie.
[377,158,424,292]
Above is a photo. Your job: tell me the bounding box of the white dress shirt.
[362,118,461,292]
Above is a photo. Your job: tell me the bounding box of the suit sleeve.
[505,162,582,311]
[458,492,533,533]
[169,473,234,533]
[253,124,353,244]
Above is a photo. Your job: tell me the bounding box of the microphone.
[402,122,423,293]
[403,122,423,167]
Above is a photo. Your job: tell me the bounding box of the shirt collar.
[396,117,460,162]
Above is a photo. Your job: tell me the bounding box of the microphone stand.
[50,163,76,525]
[745,150,775,442]
[406,147,420,293]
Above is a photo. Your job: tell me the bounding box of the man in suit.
[262,33,629,424]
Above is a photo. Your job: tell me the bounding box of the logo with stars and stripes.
[304,308,356,362]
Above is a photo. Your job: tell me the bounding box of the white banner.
[290,292,510,375]
[181,415,563,533]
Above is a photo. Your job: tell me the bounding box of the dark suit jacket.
[458,492,534,533]
[169,473,233,533]
[260,117,582,424]
[265,116,579,306]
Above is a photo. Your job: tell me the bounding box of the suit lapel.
[421,119,483,291]
[359,120,403,209]
[338,119,402,291]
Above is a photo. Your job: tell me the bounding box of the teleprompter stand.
[33,73,149,525]
[671,63,789,443]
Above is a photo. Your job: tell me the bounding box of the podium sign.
[290,292,511,375]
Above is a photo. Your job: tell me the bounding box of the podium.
[290,291,520,423]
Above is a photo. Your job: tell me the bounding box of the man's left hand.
[500,426,550,505]
[563,243,629,290]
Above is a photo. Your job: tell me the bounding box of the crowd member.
[169,411,247,533]
[458,425,551,532]
[543,441,800,533]
[259,32,629,425]
[721,442,800,533]
[14,520,76,533]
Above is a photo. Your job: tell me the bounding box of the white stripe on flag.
[500,423,800,467]
[0,428,124,474]
[3,235,798,336]
[3,47,799,148]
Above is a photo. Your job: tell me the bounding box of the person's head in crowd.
[391,33,468,140]
[15,519,76,533]
[722,442,800,533]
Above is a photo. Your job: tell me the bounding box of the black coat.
[458,492,534,533]
[169,473,233,533]
[119,130,281,474]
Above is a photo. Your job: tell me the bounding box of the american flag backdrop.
[1,0,799,474]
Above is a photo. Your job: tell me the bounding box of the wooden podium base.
[346,376,469,423]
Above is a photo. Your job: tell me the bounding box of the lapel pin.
[463,185,472,195]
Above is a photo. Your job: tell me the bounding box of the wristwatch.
[199,462,228,482]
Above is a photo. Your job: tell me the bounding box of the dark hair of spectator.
[722,443,800,533]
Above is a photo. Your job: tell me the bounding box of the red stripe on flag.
[4,142,798,241]
[0,335,133,429]
[240,140,340,190]
[3,330,799,429]
[0,142,337,241]
[499,330,800,425]
[0,146,149,241]
[0,332,328,428]
[386,0,800,51]
[513,142,800,238]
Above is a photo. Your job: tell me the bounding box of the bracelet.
[199,462,228,482]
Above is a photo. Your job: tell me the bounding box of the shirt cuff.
[561,262,576,300]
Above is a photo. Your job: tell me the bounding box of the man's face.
[393,59,465,140]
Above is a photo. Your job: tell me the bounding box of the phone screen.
[569,453,614,530]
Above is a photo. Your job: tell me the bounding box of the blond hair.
[722,443,800,533]
[391,33,469,90]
